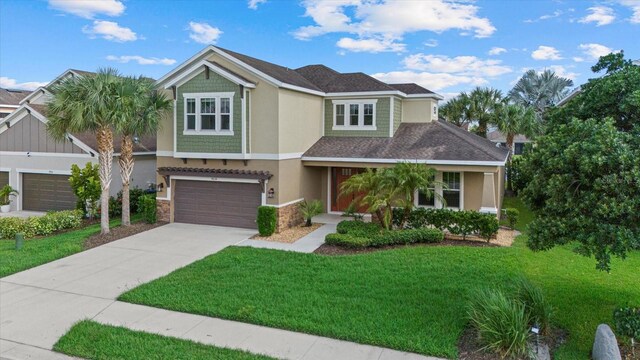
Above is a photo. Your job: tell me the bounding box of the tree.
[47,68,120,235]
[509,69,573,119]
[492,103,537,155]
[548,51,640,132]
[339,163,439,230]
[520,118,640,271]
[69,163,101,219]
[440,92,472,128]
[114,76,171,226]
[469,87,503,137]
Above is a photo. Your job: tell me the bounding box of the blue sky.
[1,0,638,100]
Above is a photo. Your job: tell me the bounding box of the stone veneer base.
[157,199,170,222]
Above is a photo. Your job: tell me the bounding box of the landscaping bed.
[54,320,273,360]
[315,238,498,255]
[84,220,166,249]
[250,223,322,243]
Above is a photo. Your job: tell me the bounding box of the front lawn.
[54,320,273,360]
[119,196,639,359]
[0,216,139,277]
[501,195,533,231]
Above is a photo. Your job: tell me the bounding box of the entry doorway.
[330,167,368,212]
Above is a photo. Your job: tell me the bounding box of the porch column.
[479,172,497,214]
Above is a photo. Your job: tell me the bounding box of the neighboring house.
[487,130,531,155]
[0,69,157,212]
[153,46,509,230]
[0,88,30,118]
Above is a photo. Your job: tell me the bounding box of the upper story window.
[332,99,377,130]
[183,92,234,135]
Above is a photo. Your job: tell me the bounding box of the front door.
[331,167,367,212]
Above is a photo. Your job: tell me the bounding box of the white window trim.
[182,92,235,136]
[332,99,377,130]
[415,171,464,210]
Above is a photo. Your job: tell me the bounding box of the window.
[417,174,436,207]
[514,143,524,155]
[336,104,345,126]
[183,92,234,135]
[332,100,377,130]
[442,172,461,208]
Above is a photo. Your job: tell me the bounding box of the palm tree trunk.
[477,121,487,138]
[119,135,134,226]
[97,126,113,235]
[506,132,515,192]
[506,132,515,158]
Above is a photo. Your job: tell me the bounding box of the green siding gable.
[176,71,242,153]
[324,97,391,137]
[393,97,402,134]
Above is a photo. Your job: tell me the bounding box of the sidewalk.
[236,223,336,253]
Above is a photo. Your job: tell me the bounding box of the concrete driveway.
[0,223,254,359]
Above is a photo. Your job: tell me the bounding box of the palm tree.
[492,103,538,155]
[389,163,439,228]
[440,92,472,128]
[508,69,573,118]
[47,68,121,235]
[469,87,503,137]
[114,76,171,226]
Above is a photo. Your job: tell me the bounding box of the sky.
[1,0,638,101]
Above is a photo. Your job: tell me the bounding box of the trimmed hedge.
[0,210,83,239]
[137,195,157,224]
[399,208,500,241]
[327,220,444,248]
[257,206,277,236]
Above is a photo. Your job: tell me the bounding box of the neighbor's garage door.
[0,172,8,188]
[174,180,262,229]
[22,173,76,211]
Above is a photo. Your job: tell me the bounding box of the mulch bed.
[458,326,568,360]
[314,239,499,255]
[620,343,639,360]
[84,221,167,250]
[250,223,323,243]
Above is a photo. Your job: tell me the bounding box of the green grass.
[54,320,273,360]
[0,215,139,278]
[119,197,639,359]
[501,195,533,231]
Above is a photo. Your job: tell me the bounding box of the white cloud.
[525,9,563,23]
[617,0,640,23]
[248,0,267,10]
[293,0,495,53]
[488,47,506,56]
[83,20,138,42]
[402,54,512,77]
[371,71,487,92]
[188,21,222,44]
[0,77,47,91]
[579,6,615,26]
[573,57,585,62]
[106,55,176,65]
[578,43,616,60]
[531,45,563,60]
[424,39,439,48]
[546,65,578,80]
[48,0,124,19]
[336,37,405,53]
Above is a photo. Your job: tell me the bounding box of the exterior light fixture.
[267,188,275,199]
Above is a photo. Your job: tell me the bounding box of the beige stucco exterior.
[401,98,438,123]
[277,88,323,153]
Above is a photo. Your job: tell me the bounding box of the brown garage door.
[22,173,76,211]
[174,180,262,229]
[0,172,8,188]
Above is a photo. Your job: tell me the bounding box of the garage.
[22,173,76,211]
[0,171,8,188]
[174,180,262,229]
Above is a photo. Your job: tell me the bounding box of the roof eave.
[301,156,506,167]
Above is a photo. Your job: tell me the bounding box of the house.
[0,88,30,119]
[153,46,509,230]
[0,70,157,212]
[487,130,531,155]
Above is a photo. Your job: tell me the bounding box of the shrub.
[336,220,380,237]
[476,213,500,242]
[403,208,499,241]
[513,277,553,336]
[505,208,519,230]
[69,163,101,218]
[137,195,157,224]
[299,199,323,227]
[406,207,428,229]
[468,288,532,359]
[257,206,277,236]
[447,211,476,240]
[614,306,640,348]
[325,233,370,248]
[341,201,364,221]
[0,210,83,239]
[108,196,122,217]
[425,208,455,231]
[374,228,444,246]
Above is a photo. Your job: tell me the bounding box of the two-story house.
[154,46,508,230]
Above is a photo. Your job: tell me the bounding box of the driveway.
[0,223,255,358]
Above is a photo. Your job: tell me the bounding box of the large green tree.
[492,103,537,155]
[47,68,121,235]
[521,118,640,271]
[548,52,640,132]
[114,76,170,226]
[509,69,573,120]
[469,87,503,137]
[440,92,472,128]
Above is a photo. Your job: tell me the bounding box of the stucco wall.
[402,99,438,123]
[156,89,174,154]
[323,97,391,137]
[463,171,484,211]
[277,88,323,154]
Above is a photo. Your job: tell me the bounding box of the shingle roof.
[26,103,157,153]
[0,88,31,106]
[214,46,323,92]
[388,83,435,95]
[303,121,509,163]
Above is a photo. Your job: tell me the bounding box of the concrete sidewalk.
[94,301,442,360]
[237,223,335,253]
